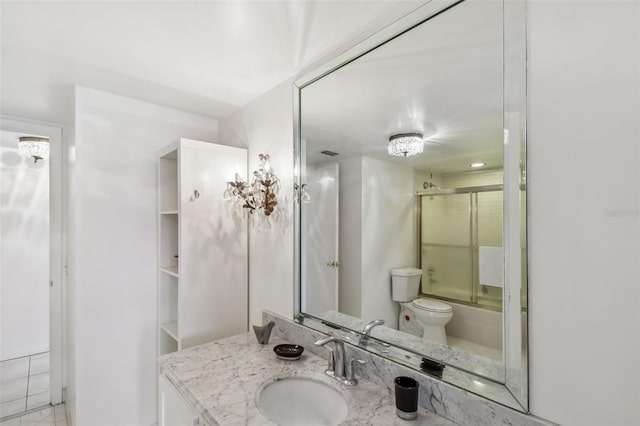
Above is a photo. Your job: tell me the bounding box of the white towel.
[479,246,504,288]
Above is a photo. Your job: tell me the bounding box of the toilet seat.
[411,298,452,313]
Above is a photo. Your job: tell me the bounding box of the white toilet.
[391,268,453,345]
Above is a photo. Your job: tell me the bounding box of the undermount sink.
[257,377,348,426]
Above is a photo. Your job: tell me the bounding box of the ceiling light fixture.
[18,136,50,163]
[388,133,424,157]
[469,162,486,168]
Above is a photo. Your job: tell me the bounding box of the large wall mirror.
[294,0,527,411]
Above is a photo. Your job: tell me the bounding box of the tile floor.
[0,404,66,426]
[0,353,50,419]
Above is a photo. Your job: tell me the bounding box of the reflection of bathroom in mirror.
[297,0,527,410]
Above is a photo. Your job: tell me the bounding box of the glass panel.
[421,194,470,246]
[476,190,503,309]
[421,193,472,302]
[421,245,472,301]
[477,191,503,246]
[521,188,527,309]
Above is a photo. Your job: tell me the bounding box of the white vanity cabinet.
[158,374,201,426]
[157,138,248,355]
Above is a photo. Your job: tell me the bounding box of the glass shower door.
[420,187,505,310]
[420,193,472,302]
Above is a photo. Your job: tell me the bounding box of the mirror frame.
[293,0,528,411]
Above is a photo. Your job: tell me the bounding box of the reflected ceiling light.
[388,133,423,157]
[469,162,486,168]
[18,136,50,163]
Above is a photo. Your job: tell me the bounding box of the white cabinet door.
[158,374,200,426]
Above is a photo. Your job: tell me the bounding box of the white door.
[0,117,63,407]
[303,163,339,315]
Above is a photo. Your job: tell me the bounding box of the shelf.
[160,210,178,215]
[161,321,179,341]
[159,332,178,355]
[161,266,179,278]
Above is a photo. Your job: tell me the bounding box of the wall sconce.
[224,153,280,216]
[294,183,311,203]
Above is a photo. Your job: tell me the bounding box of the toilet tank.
[391,268,422,302]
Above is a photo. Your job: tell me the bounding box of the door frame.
[0,115,64,405]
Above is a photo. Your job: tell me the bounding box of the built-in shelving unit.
[157,138,249,357]
[158,145,180,356]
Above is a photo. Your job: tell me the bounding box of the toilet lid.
[391,268,422,277]
[412,298,452,313]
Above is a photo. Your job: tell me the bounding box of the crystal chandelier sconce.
[18,136,50,163]
[224,153,280,216]
[387,133,424,157]
[294,183,311,204]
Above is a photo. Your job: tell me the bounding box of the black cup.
[394,376,419,420]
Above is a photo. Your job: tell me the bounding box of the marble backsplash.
[312,310,505,382]
[263,311,555,426]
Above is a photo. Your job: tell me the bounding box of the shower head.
[423,181,441,190]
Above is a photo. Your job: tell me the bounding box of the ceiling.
[0,1,425,124]
[301,0,504,174]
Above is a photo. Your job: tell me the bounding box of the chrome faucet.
[360,319,385,347]
[314,336,345,378]
[314,336,366,386]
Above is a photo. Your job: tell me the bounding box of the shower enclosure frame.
[417,183,505,310]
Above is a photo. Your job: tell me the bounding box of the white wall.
[67,87,218,426]
[527,2,639,425]
[336,156,414,328]
[360,157,415,329]
[219,80,295,327]
[64,98,77,424]
[338,157,363,317]
[0,132,49,360]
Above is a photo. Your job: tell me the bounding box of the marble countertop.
[158,333,458,426]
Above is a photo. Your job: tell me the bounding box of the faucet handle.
[344,358,367,385]
[314,337,336,376]
[314,336,336,346]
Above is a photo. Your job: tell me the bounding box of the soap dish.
[274,344,304,360]
[420,357,445,378]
